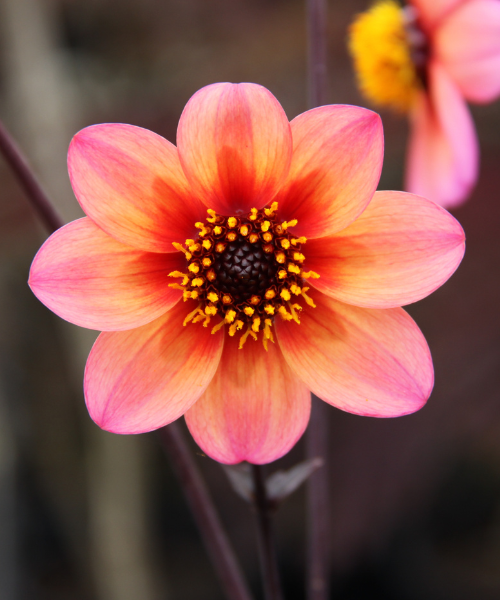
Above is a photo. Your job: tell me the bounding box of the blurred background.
[0,0,499,598]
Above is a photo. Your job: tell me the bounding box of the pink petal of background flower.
[406,61,478,209]
[434,0,500,103]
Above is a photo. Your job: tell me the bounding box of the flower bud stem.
[0,119,64,234]
[160,425,254,600]
[251,464,284,600]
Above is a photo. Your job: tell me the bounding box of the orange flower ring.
[169,202,319,350]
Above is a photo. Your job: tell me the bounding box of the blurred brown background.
[0,0,499,598]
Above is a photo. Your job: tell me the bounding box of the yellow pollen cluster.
[348,0,422,113]
[168,203,319,350]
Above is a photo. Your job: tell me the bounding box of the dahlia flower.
[29,83,465,464]
[349,0,500,208]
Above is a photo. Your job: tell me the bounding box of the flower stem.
[0,121,252,600]
[160,425,254,600]
[251,464,284,600]
[307,0,328,108]
[0,118,64,234]
[306,400,330,600]
[306,1,331,599]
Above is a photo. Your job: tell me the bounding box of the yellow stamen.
[169,271,190,286]
[211,320,226,334]
[278,305,294,321]
[206,209,217,223]
[301,287,316,307]
[288,263,301,275]
[205,305,218,316]
[240,224,249,236]
[227,217,238,228]
[250,295,261,305]
[244,306,255,317]
[264,201,279,216]
[207,291,219,303]
[288,302,301,324]
[226,232,237,242]
[291,237,307,245]
[222,295,233,305]
[263,232,273,242]
[249,208,258,220]
[264,304,275,315]
[188,263,200,274]
[280,288,291,301]
[214,226,223,235]
[172,242,192,261]
[265,289,276,300]
[169,283,185,291]
[229,320,244,336]
[225,309,236,323]
[215,243,226,253]
[301,270,320,279]
[191,277,204,287]
[348,0,421,112]
[280,239,291,250]
[202,240,212,250]
[184,306,204,326]
[261,220,271,232]
[290,283,302,295]
[278,269,287,280]
[252,317,261,332]
[238,326,258,349]
[275,252,286,264]
[249,233,259,243]
[195,222,210,237]
[262,319,275,351]
[202,257,212,267]
[293,252,305,263]
[282,219,298,230]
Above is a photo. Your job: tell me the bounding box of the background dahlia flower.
[29,82,465,465]
[349,0,500,208]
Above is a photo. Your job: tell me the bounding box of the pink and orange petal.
[185,335,311,465]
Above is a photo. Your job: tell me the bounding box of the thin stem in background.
[306,400,331,600]
[0,119,64,233]
[251,465,284,600]
[306,0,331,599]
[160,425,254,600]
[0,120,253,600]
[307,0,328,108]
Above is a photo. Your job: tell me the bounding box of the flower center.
[348,0,428,113]
[168,202,319,349]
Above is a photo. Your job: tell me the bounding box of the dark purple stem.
[306,1,331,599]
[307,0,328,108]
[0,119,64,234]
[306,400,331,600]
[251,464,284,600]
[160,425,254,600]
[0,120,252,600]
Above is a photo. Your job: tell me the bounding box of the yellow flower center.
[348,0,426,113]
[169,202,319,350]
